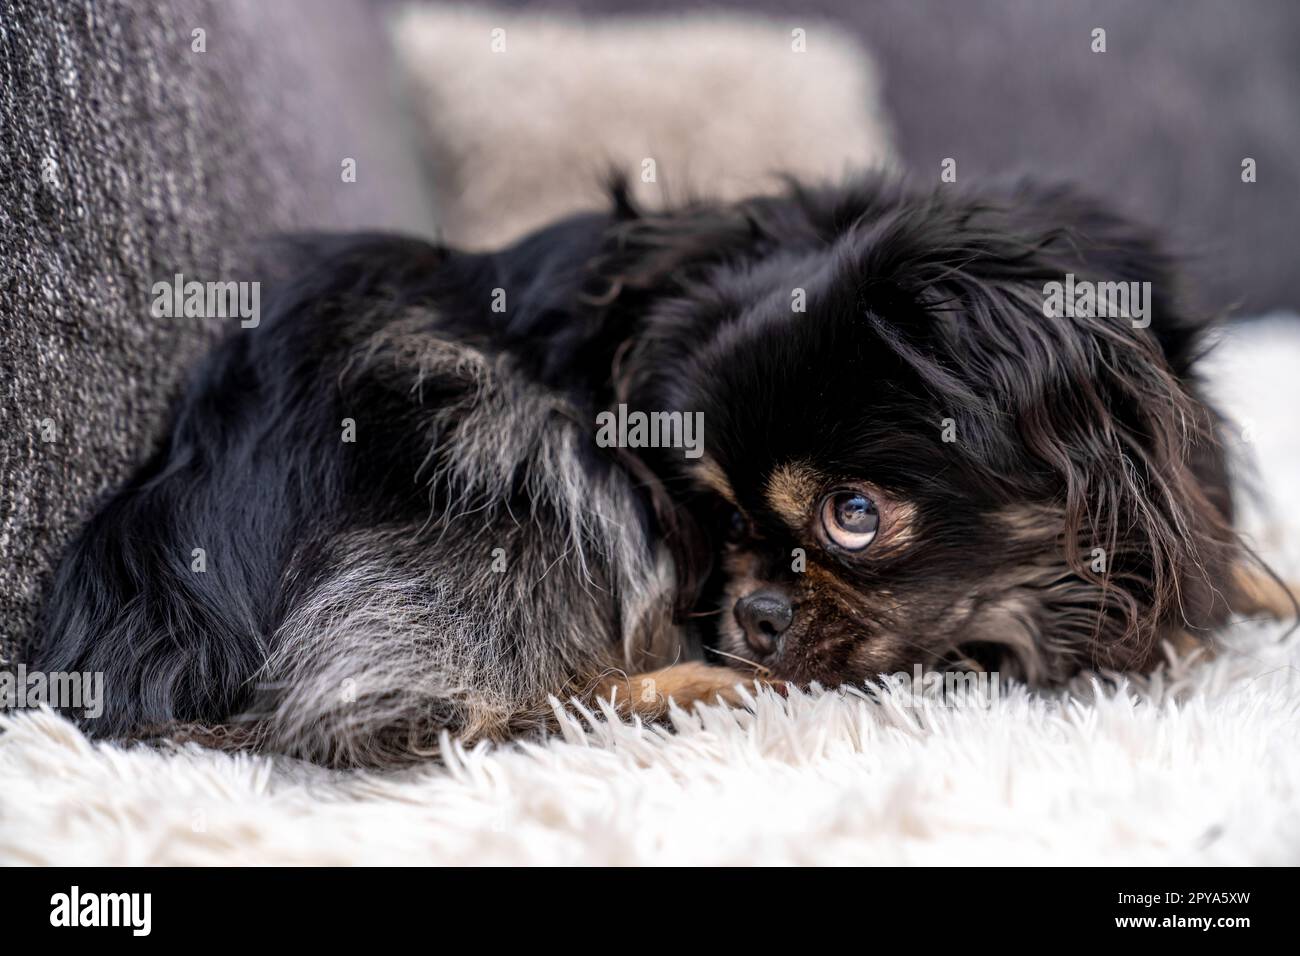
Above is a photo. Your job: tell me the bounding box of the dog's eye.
[726,507,750,543]
[820,492,879,551]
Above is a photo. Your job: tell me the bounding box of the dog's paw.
[591,662,781,720]
[1232,565,1299,620]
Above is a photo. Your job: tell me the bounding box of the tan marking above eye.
[764,461,825,529]
[692,456,737,505]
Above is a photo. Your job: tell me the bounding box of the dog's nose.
[734,589,794,654]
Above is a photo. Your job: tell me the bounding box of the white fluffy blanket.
[2,319,1298,866]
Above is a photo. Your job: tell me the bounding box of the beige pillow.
[390,4,894,249]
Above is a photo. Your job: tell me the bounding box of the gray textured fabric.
[0,0,435,663]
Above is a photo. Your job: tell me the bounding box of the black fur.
[31,174,1244,761]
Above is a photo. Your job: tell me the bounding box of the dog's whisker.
[706,646,771,674]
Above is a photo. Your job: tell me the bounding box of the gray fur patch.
[250,324,682,764]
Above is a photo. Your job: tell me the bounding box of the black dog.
[33,175,1250,765]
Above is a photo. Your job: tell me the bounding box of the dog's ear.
[862,182,1239,666]
[994,180,1215,377]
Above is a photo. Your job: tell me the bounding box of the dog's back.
[32,229,682,765]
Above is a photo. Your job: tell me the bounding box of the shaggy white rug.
[2,319,1298,867]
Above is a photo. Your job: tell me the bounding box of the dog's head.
[608,177,1241,685]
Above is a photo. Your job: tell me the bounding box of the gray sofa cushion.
[0,0,435,663]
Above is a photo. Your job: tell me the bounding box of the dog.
[31,174,1277,765]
